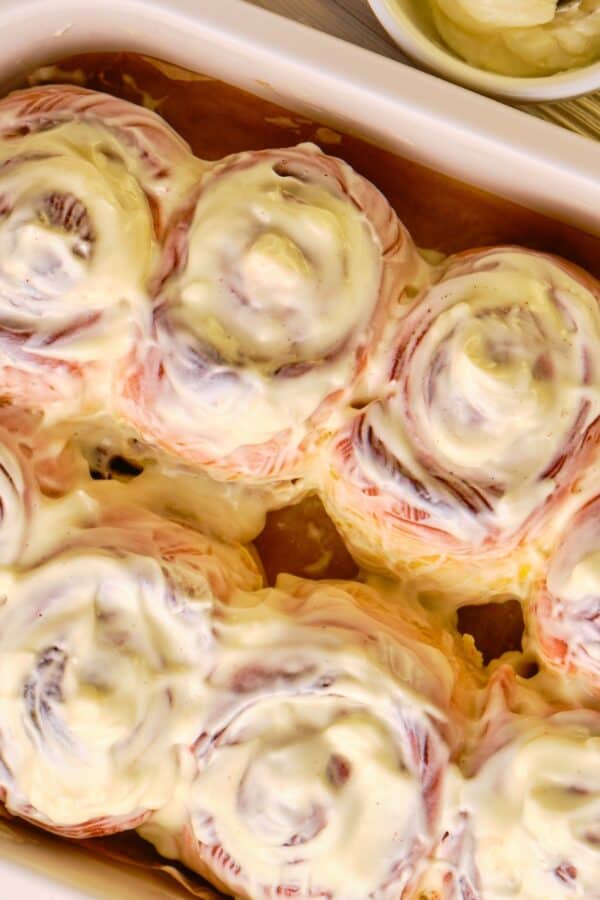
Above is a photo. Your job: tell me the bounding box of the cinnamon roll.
[323,247,600,593]
[141,576,459,899]
[434,710,600,899]
[118,143,424,481]
[415,666,599,899]
[533,494,600,692]
[0,513,260,839]
[0,85,196,413]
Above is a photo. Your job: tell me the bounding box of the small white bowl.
[368,0,600,101]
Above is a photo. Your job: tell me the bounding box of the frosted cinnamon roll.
[324,247,600,590]
[416,666,598,899]
[435,710,600,899]
[141,577,458,899]
[533,495,600,692]
[0,85,196,413]
[0,514,260,839]
[118,143,423,481]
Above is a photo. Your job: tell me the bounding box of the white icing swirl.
[0,429,29,565]
[142,578,454,899]
[325,248,600,565]
[431,0,600,76]
[458,712,600,899]
[0,85,197,411]
[0,142,153,350]
[0,520,254,837]
[119,143,421,479]
[535,495,600,688]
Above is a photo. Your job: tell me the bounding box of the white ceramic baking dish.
[0,0,598,897]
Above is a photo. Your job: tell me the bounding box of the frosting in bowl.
[430,0,600,76]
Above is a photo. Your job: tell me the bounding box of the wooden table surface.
[245,0,406,59]
[244,0,600,140]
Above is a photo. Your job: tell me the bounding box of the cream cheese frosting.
[0,127,153,346]
[0,85,199,415]
[118,143,425,480]
[430,0,600,76]
[0,428,31,565]
[415,665,600,899]
[458,712,600,899]
[0,509,261,839]
[141,578,456,899]
[534,495,600,689]
[323,248,600,581]
[0,549,210,833]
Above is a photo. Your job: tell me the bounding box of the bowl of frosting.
[368,0,600,100]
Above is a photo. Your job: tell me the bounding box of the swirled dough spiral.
[323,247,600,588]
[118,143,424,481]
[533,495,600,691]
[0,85,197,412]
[443,711,600,899]
[0,425,32,565]
[0,514,260,838]
[141,577,457,899]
